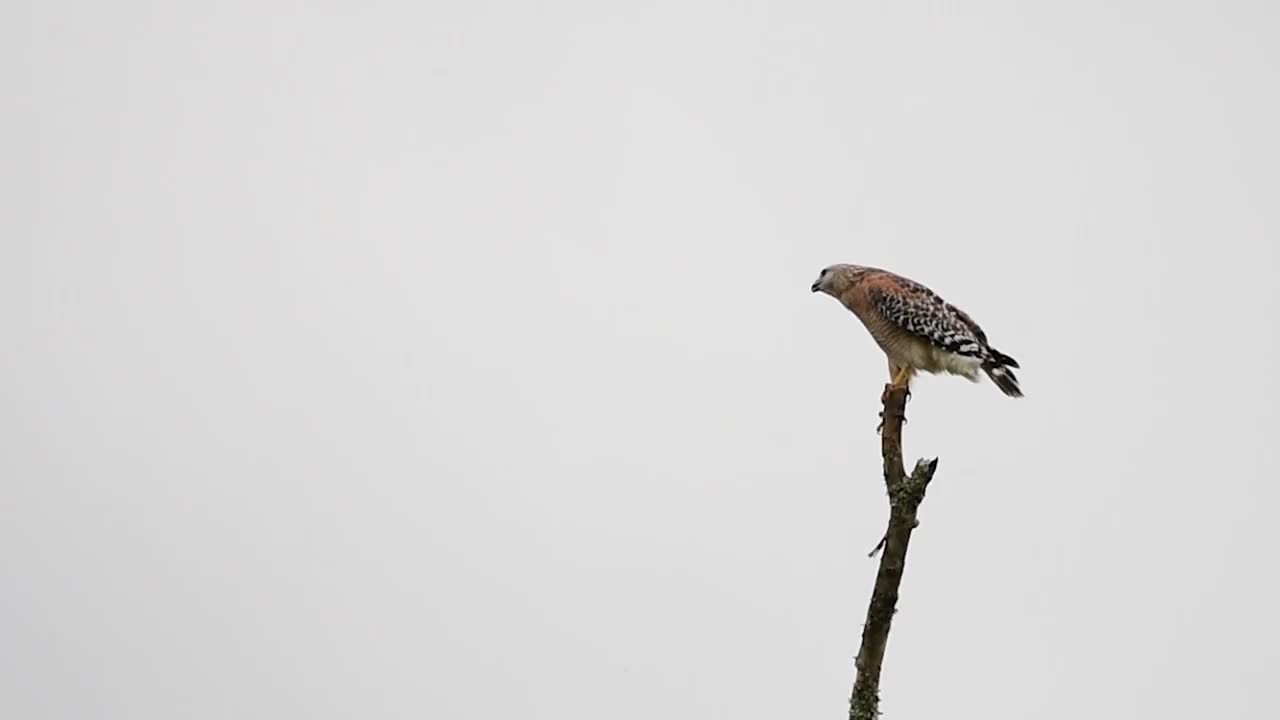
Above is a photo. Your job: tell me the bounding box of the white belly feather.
[894,337,982,381]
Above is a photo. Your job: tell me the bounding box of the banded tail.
[983,348,1022,398]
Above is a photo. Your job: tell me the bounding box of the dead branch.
[848,384,939,720]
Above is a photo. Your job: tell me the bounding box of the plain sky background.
[4,1,1279,718]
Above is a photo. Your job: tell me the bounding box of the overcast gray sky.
[3,1,1279,718]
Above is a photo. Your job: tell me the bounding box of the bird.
[811,264,1022,397]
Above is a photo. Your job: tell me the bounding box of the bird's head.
[811,264,869,296]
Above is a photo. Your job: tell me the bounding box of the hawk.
[811,264,1023,397]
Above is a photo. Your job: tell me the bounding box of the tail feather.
[988,347,1019,369]
[983,360,1023,398]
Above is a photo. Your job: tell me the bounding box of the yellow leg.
[890,365,913,388]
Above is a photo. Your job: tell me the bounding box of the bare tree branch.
[848,384,939,720]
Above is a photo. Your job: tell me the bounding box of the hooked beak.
[811,281,821,293]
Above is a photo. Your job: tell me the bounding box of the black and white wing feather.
[867,279,987,358]
[869,275,1023,397]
